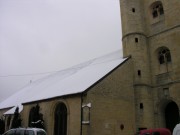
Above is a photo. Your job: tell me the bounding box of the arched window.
[82,103,91,125]
[158,47,171,64]
[54,103,67,135]
[151,1,164,18]
[29,107,35,127]
[29,105,44,129]
[6,116,11,129]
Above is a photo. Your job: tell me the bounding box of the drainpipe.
[80,93,83,135]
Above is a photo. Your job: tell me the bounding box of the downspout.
[80,93,83,135]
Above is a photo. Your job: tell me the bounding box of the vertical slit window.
[138,70,141,76]
[135,38,138,43]
[132,8,135,13]
[140,103,143,109]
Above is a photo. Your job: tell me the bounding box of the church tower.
[120,0,180,132]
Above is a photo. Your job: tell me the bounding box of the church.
[0,0,180,135]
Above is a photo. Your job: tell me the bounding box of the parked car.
[3,128,46,135]
[173,124,180,135]
[136,128,171,135]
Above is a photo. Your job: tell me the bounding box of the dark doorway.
[165,101,180,132]
[54,103,67,135]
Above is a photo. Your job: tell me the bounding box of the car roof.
[10,128,45,131]
[140,128,171,133]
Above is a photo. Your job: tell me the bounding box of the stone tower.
[120,0,180,132]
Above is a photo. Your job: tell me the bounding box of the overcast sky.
[0,0,122,103]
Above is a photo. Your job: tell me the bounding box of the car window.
[135,132,140,135]
[37,131,46,135]
[15,129,25,135]
[152,132,160,135]
[4,130,15,135]
[25,130,34,135]
[143,133,150,135]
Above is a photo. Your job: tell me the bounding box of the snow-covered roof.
[0,50,127,109]
[4,104,23,115]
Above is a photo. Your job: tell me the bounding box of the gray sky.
[0,0,122,103]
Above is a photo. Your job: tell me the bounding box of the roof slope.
[0,50,126,109]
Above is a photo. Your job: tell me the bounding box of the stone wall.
[21,95,82,135]
[82,59,136,135]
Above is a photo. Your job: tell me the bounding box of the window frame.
[158,47,172,65]
[151,1,164,19]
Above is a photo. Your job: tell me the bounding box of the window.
[37,131,46,135]
[143,133,150,135]
[29,107,35,127]
[4,130,15,135]
[138,70,141,76]
[25,130,34,135]
[15,129,25,135]
[29,104,44,129]
[135,38,138,43]
[140,103,143,109]
[152,132,160,135]
[158,47,171,64]
[82,103,91,125]
[54,103,67,135]
[132,8,135,13]
[151,2,164,18]
[6,116,11,129]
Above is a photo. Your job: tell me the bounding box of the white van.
[173,124,180,135]
[3,128,46,135]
